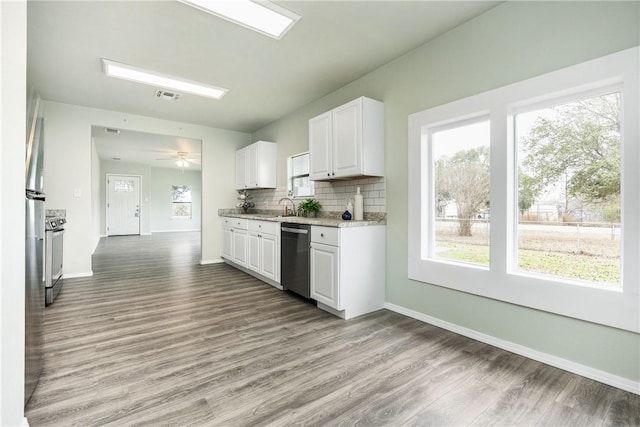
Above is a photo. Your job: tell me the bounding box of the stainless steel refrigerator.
[24,93,44,406]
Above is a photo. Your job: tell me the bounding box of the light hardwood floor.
[26,232,639,426]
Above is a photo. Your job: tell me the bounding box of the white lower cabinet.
[310,225,385,319]
[232,229,248,267]
[222,217,280,287]
[310,242,339,308]
[248,228,279,282]
[221,225,233,260]
[259,233,278,282]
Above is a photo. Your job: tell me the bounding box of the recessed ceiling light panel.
[102,59,227,100]
[179,0,300,40]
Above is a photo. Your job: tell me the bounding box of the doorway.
[106,174,141,236]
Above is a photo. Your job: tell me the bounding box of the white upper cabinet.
[235,141,277,190]
[309,97,384,181]
[309,112,332,179]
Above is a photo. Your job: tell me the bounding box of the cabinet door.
[332,99,362,178]
[260,233,278,282]
[310,243,340,309]
[235,148,247,190]
[247,231,261,273]
[222,227,233,260]
[309,112,333,180]
[246,143,259,188]
[232,229,248,267]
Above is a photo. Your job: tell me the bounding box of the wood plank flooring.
[25,232,639,426]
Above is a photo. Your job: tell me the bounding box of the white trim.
[408,47,639,332]
[22,417,29,426]
[62,271,93,279]
[200,258,225,265]
[140,232,152,236]
[151,229,201,233]
[384,302,640,395]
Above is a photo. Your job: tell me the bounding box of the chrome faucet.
[278,197,296,216]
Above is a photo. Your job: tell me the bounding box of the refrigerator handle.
[26,189,45,202]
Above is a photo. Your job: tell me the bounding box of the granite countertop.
[218,209,386,228]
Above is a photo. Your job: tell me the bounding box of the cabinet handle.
[327,173,330,177]
[258,225,261,228]
[332,172,335,176]
[321,233,324,237]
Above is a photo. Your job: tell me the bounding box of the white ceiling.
[92,127,202,171]
[28,1,499,167]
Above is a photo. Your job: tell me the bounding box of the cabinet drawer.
[311,226,340,246]
[226,218,248,230]
[248,220,278,235]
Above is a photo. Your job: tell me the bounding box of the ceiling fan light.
[102,59,227,100]
[176,159,189,168]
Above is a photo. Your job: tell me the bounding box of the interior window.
[171,185,192,218]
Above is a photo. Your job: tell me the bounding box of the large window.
[515,92,621,285]
[408,47,639,332]
[431,118,491,267]
[288,152,314,198]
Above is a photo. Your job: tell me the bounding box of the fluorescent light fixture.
[102,59,227,100]
[179,0,300,40]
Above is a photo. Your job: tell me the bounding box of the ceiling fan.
[155,151,201,170]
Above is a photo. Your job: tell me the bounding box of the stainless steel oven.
[45,217,65,306]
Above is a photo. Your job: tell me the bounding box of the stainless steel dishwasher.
[281,222,311,298]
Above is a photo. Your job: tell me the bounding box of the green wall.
[253,1,640,382]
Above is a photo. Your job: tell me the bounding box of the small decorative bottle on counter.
[354,187,363,220]
[342,199,353,220]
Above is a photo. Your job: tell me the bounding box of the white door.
[309,112,333,180]
[233,229,248,267]
[246,143,259,188]
[310,242,340,309]
[107,175,141,236]
[222,227,234,259]
[247,231,261,273]
[332,99,361,178]
[260,233,278,282]
[235,148,247,190]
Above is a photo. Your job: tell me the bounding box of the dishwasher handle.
[281,227,308,234]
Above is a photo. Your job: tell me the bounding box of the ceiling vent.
[104,127,120,134]
[155,90,182,101]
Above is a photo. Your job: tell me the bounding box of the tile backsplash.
[245,177,386,214]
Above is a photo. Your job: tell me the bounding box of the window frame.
[287,151,315,199]
[171,185,193,219]
[408,47,639,333]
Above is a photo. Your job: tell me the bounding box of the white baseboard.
[384,302,640,395]
[151,229,200,233]
[200,258,225,265]
[140,232,152,236]
[62,271,93,279]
